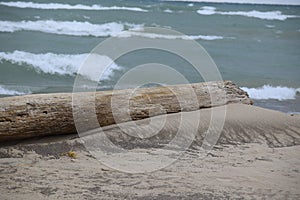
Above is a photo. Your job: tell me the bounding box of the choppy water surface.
[0,0,299,113]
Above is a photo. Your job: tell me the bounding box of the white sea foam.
[0,20,143,37]
[0,51,122,81]
[197,6,216,15]
[241,85,300,100]
[197,6,298,20]
[0,1,148,12]
[163,0,300,6]
[118,31,224,40]
[266,24,275,28]
[0,85,28,95]
[0,20,224,40]
[163,9,174,13]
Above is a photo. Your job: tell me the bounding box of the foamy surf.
[0,51,123,81]
[197,6,298,20]
[0,20,143,37]
[117,31,224,40]
[163,9,174,13]
[0,85,28,95]
[163,0,300,6]
[0,1,148,12]
[241,85,300,100]
[0,20,225,40]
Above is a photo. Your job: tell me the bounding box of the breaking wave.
[0,20,225,40]
[118,31,224,40]
[163,0,300,6]
[0,51,122,81]
[0,1,148,12]
[0,20,143,37]
[241,85,300,100]
[0,85,29,95]
[197,6,298,20]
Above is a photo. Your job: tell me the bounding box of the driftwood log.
[0,81,251,141]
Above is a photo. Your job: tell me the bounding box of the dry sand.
[0,104,299,199]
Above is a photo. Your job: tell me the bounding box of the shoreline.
[0,104,299,199]
[0,88,299,199]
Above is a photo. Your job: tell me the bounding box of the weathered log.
[0,81,251,141]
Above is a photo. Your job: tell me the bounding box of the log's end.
[223,80,253,105]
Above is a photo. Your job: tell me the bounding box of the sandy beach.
[0,104,299,199]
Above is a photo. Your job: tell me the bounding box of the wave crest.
[0,85,28,95]
[163,0,300,6]
[0,1,148,12]
[118,31,224,40]
[0,51,122,81]
[0,20,143,37]
[197,6,298,20]
[0,20,225,40]
[241,85,300,101]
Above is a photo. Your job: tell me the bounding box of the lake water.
[0,0,299,113]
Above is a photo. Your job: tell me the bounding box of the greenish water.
[0,0,299,112]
